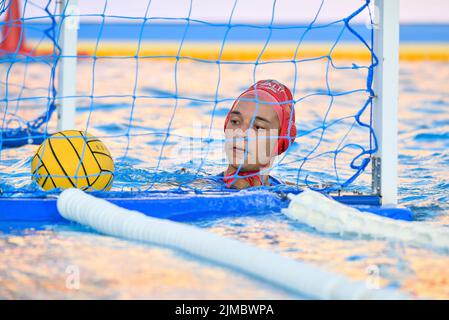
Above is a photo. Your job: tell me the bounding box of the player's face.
[224,99,280,171]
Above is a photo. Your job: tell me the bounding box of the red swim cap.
[224,80,296,155]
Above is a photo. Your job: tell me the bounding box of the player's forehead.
[232,100,278,123]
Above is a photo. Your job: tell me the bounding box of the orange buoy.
[1,0,33,55]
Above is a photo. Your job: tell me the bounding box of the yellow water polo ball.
[31,130,114,191]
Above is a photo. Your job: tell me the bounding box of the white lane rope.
[57,188,410,300]
[283,189,449,250]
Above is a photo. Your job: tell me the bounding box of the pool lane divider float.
[33,42,449,62]
[57,188,409,300]
[283,189,449,250]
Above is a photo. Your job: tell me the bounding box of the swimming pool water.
[0,60,448,299]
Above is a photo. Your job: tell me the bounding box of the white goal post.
[372,0,400,205]
[57,0,78,131]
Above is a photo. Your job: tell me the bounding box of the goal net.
[0,0,382,197]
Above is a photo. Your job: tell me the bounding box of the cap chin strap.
[223,168,263,188]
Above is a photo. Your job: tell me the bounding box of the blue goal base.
[0,190,413,224]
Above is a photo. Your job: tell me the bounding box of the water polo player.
[222,79,296,189]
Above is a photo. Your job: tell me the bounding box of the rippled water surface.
[1,60,448,299]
